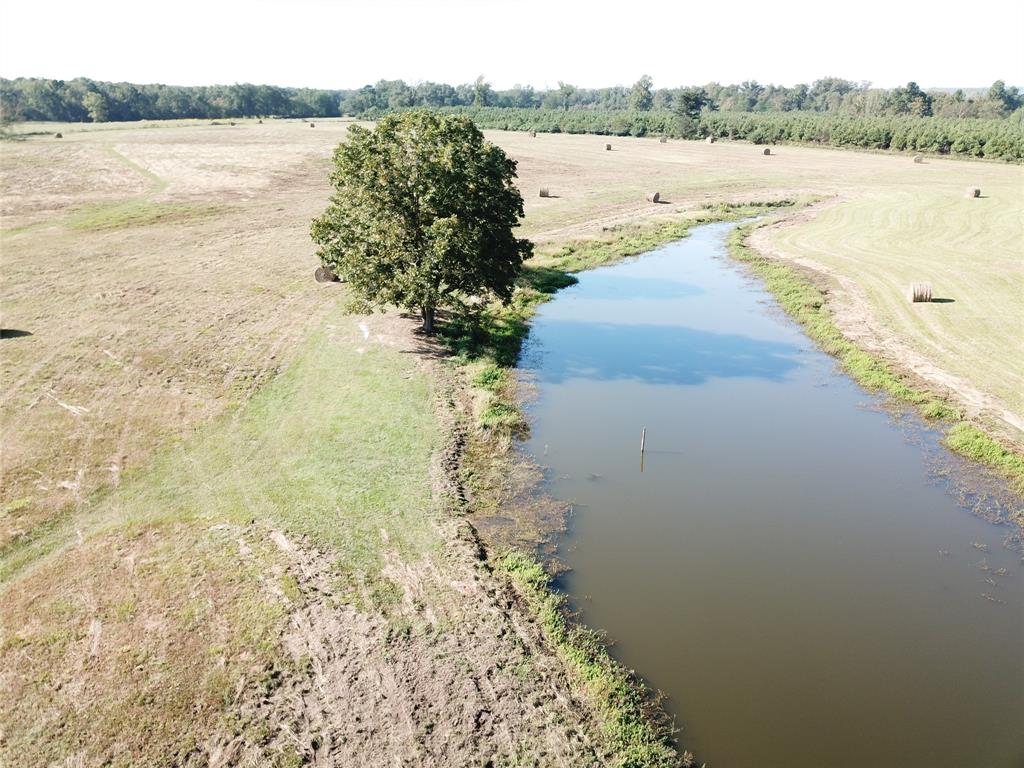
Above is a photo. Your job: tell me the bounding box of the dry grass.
[1,118,1021,763]
[1,120,354,548]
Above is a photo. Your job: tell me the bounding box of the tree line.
[0,78,343,122]
[347,76,1024,121]
[2,75,1020,160]
[425,107,1024,161]
[3,75,1021,124]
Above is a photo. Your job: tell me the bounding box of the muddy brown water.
[517,222,1024,767]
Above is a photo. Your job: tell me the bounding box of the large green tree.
[310,110,532,333]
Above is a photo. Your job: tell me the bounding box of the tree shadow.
[1,329,32,339]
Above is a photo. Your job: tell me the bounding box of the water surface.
[518,222,1024,767]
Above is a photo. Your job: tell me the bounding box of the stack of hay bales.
[539,187,550,198]
[705,136,716,144]
[908,283,932,303]
[913,154,924,163]
[646,192,661,203]
[965,187,981,198]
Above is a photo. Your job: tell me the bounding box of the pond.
[517,221,1024,767]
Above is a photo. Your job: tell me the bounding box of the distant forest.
[2,75,1021,159]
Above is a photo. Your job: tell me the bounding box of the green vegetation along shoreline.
[726,219,1024,504]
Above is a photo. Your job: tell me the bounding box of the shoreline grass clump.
[499,550,681,768]
[945,424,1024,496]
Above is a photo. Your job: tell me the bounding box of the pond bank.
[502,219,1022,765]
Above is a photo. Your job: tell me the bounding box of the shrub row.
[410,107,1023,161]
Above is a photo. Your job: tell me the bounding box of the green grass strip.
[499,551,681,768]
[727,220,1024,496]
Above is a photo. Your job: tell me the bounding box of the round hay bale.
[659,136,668,143]
[763,147,772,156]
[705,136,716,144]
[605,143,612,151]
[909,283,932,303]
[314,265,340,283]
[229,121,236,126]
[310,122,316,128]
[913,154,923,163]
[529,130,537,137]
[539,187,550,198]
[965,187,980,198]
[258,118,263,124]
[646,192,661,203]
[54,132,63,139]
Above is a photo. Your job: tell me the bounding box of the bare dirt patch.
[208,524,607,768]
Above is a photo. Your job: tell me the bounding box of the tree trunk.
[421,306,436,334]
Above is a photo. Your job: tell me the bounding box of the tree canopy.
[310,111,532,333]
[4,75,1022,124]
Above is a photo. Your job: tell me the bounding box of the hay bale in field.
[229,121,236,126]
[539,187,550,198]
[763,147,772,155]
[605,143,612,151]
[258,118,263,124]
[705,136,716,144]
[54,132,62,139]
[310,122,316,128]
[529,130,537,137]
[659,136,668,143]
[314,265,340,283]
[965,187,981,198]
[646,192,661,203]
[909,283,932,303]
[913,154,924,163]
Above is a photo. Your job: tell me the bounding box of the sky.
[1,0,1022,91]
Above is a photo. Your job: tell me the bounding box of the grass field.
[1,117,1021,764]
[755,185,1024,433]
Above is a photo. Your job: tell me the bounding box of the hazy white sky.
[2,0,1021,90]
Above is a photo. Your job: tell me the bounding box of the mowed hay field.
[1,118,1021,764]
